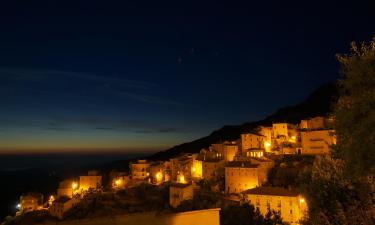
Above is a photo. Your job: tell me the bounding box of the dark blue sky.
[0,1,374,153]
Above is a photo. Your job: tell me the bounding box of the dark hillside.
[148,82,338,160]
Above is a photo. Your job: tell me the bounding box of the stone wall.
[42,208,220,225]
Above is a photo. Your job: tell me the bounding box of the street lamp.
[72,182,78,189]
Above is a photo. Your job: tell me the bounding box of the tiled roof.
[243,187,299,197]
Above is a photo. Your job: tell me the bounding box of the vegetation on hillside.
[298,37,375,225]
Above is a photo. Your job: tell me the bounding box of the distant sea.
[0,152,152,220]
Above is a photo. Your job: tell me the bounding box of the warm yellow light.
[299,197,305,203]
[49,195,55,202]
[72,182,78,189]
[264,141,271,147]
[291,136,296,140]
[156,172,162,181]
[146,172,150,176]
[115,179,121,186]
[192,167,196,172]
[179,175,185,184]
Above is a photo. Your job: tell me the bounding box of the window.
[277,200,281,207]
[290,209,293,215]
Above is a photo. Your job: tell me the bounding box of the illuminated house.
[49,196,80,219]
[246,148,264,158]
[300,116,326,130]
[213,141,240,162]
[150,161,171,185]
[169,182,194,208]
[241,133,266,154]
[203,158,225,180]
[19,193,43,213]
[112,175,129,190]
[57,179,77,198]
[243,187,308,224]
[300,130,336,154]
[259,126,273,152]
[170,153,200,182]
[249,157,274,183]
[225,161,260,194]
[79,170,102,192]
[272,123,298,141]
[130,159,151,180]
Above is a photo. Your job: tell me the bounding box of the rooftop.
[247,148,264,152]
[225,161,259,168]
[241,132,265,137]
[204,158,224,163]
[131,159,150,164]
[250,157,273,162]
[243,187,299,197]
[170,182,192,188]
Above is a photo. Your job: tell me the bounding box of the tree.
[299,156,374,225]
[335,37,375,177]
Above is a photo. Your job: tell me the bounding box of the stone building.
[225,161,260,194]
[300,116,326,130]
[169,182,194,208]
[19,193,43,213]
[300,129,336,154]
[57,179,76,198]
[79,170,102,192]
[49,196,80,219]
[243,187,308,224]
[130,159,151,180]
[170,154,201,182]
[241,133,266,154]
[202,158,225,180]
[150,161,171,185]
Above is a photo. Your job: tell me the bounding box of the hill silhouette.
[148,82,338,160]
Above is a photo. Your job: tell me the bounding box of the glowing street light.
[16,203,21,210]
[156,172,162,183]
[115,179,121,186]
[72,182,78,189]
[299,197,305,204]
[179,174,186,184]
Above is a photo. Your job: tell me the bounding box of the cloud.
[0,67,156,90]
[0,67,186,107]
[0,115,192,135]
[44,127,73,131]
[111,90,186,106]
[46,116,191,134]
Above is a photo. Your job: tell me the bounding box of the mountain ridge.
[148,82,338,161]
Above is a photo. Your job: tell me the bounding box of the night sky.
[0,1,374,154]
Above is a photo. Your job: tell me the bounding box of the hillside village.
[12,116,337,225]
